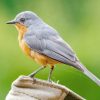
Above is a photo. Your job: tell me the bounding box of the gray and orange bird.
[7,11,100,86]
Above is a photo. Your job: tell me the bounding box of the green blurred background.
[0,0,100,99]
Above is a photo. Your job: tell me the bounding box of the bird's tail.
[76,62,100,86]
[83,67,100,86]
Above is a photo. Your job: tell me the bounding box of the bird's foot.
[47,79,53,83]
[28,73,36,78]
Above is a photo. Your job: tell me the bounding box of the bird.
[6,11,100,86]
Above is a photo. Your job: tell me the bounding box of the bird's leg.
[28,66,45,78]
[48,66,54,82]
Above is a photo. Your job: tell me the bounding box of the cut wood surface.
[6,75,85,100]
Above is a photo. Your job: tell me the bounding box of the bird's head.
[6,11,40,32]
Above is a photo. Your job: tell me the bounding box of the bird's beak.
[6,20,17,24]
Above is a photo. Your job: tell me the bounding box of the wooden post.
[6,75,85,100]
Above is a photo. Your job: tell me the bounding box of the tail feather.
[84,68,100,86]
[76,62,100,86]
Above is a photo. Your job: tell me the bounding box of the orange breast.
[20,41,60,66]
[15,23,60,66]
[31,51,60,66]
[15,23,31,57]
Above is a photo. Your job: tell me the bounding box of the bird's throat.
[15,23,27,41]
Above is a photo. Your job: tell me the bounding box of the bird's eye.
[20,18,25,22]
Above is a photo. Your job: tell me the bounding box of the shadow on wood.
[6,75,85,100]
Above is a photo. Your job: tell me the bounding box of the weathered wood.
[6,75,85,100]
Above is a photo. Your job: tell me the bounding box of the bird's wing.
[24,30,100,86]
[23,28,82,70]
